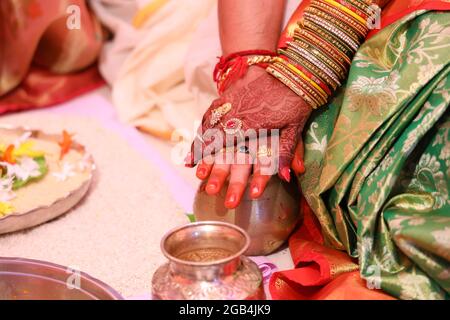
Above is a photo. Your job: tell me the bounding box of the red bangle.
[213,50,277,94]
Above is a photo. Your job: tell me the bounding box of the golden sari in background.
[0,0,103,113]
[271,0,450,300]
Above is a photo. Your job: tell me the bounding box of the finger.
[196,155,214,180]
[249,159,272,199]
[225,162,252,209]
[291,138,305,175]
[185,99,225,167]
[205,152,231,195]
[278,124,300,183]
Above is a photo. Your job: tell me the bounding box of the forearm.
[218,0,286,55]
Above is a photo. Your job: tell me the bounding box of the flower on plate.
[0,157,42,181]
[77,153,91,172]
[0,176,15,202]
[0,202,14,216]
[53,163,76,182]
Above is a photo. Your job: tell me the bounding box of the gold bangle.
[305,15,360,51]
[305,7,363,41]
[347,0,371,13]
[320,0,367,24]
[301,19,354,59]
[273,61,327,105]
[294,28,351,67]
[289,39,346,79]
[279,48,339,90]
[284,44,342,86]
[281,60,329,99]
[311,1,368,33]
[266,66,319,109]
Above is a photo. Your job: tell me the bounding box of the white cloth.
[91,0,215,138]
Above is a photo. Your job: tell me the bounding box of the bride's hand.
[186,66,311,208]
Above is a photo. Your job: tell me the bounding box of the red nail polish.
[250,185,259,198]
[197,168,206,177]
[184,152,193,167]
[206,182,217,193]
[280,167,291,182]
[226,194,236,204]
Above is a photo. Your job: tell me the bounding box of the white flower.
[53,163,76,182]
[0,177,15,202]
[0,157,41,181]
[77,154,91,172]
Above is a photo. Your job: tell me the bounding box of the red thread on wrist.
[213,50,277,94]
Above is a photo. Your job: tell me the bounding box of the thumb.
[277,124,300,183]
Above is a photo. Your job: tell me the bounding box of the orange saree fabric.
[269,198,395,300]
[0,0,104,114]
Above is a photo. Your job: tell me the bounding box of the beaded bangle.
[294,28,351,67]
[278,48,339,90]
[267,66,319,108]
[319,0,367,24]
[289,39,346,79]
[266,0,372,109]
[305,14,360,51]
[330,0,370,20]
[347,0,371,12]
[301,19,354,59]
[275,59,329,99]
[312,0,368,31]
[273,61,327,105]
[305,8,363,40]
[284,44,342,85]
[304,11,361,42]
[280,53,333,95]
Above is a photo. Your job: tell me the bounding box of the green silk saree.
[301,9,450,299]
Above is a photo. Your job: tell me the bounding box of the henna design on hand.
[187,67,312,180]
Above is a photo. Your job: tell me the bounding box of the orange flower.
[58,130,73,160]
[2,145,16,164]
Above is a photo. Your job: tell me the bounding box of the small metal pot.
[193,175,302,256]
[152,221,265,300]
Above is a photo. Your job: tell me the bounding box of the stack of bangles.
[213,0,375,110]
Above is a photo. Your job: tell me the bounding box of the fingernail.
[280,167,291,182]
[251,185,259,196]
[184,152,193,167]
[226,193,236,204]
[206,182,217,193]
[197,168,206,178]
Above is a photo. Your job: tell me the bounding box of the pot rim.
[160,221,251,267]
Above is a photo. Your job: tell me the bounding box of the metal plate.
[0,257,123,300]
[0,126,95,234]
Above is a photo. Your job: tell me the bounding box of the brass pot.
[193,175,301,256]
[152,221,265,300]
